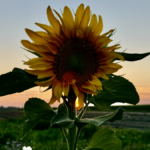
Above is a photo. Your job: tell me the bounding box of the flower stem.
[67,87,77,150]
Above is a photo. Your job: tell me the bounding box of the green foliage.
[23,98,56,138]
[58,143,68,150]
[1,119,150,150]
[51,113,74,128]
[57,103,68,115]
[76,108,124,129]
[116,52,150,61]
[87,128,121,150]
[0,68,37,97]
[91,75,139,110]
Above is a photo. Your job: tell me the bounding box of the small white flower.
[22,146,32,150]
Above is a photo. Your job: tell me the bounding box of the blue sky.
[0,0,150,107]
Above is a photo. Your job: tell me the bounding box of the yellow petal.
[77,90,84,110]
[37,69,55,79]
[76,30,83,39]
[47,6,61,34]
[63,6,74,31]
[75,4,84,28]
[95,37,112,49]
[36,32,62,47]
[94,15,103,36]
[53,9,64,25]
[31,43,52,53]
[71,84,78,97]
[89,75,102,86]
[40,53,55,62]
[89,14,97,32]
[47,43,58,54]
[29,63,53,70]
[95,85,103,91]
[62,82,70,96]
[81,81,96,92]
[49,87,57,105]
[21,40,40,53]
[35,76,55,87]
[94,69,109,80]
[97,51,115,62]
[101,68,119,74]
[113,53,124,61]
[53,81,62,100]
[106,63,122,69]
[80,86,97,95]
[25,28,47,44]
[35,23,55,34]
[101,29,115,37]
[24,58,51,65]
[36,31,52,42]
[79,6,90,31]
[95,44,120,53]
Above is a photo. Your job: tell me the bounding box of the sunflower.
[21,4,124,110]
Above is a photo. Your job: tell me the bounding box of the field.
[0,105,150,150]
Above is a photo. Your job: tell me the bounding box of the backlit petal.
[76,30,83,39]
[75,4,84,28]
[47,6,61,34]
[89,14,97,32]
[63,6,74,31]
[81,81,96,92]
[21,40,40,53]
[25,28,47,44]
[24,58,51,65]
[29,63,53,70]
[94,69,109,80]
[37,69,55,79]
[113,53,124,61]
[94,15,103,36]
[54,81,62,100]
[80,86,97,95]
[35,23,55,34]
[63,82,70,96]
[35,76,55,87]
[71,84,78,97]
[89,75,102,86]
[79,6,90,31]
[49,87,57,105]
[78,90,84,110]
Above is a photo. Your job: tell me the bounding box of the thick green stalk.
[67,88,77,150]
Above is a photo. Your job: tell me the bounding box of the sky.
[0,0,150,108]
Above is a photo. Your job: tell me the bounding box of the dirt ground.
[83,111,150,131]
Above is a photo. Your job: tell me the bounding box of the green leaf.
[87,128,122,150]
[22,98,56,138]
[76,108,124,129]
[116,52,150,61]
[22,113,45,139]
[57,103,68,115]
[0,68,38,97]
[51,113,74,128]
[91,75,139,109]
[24,98,55,120]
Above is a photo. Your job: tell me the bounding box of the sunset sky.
[0,0,150,107]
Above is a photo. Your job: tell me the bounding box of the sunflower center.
[54,39,98,86]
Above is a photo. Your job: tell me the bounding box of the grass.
[0,118,150,150]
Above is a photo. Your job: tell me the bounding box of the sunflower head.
[21,4,124,110]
